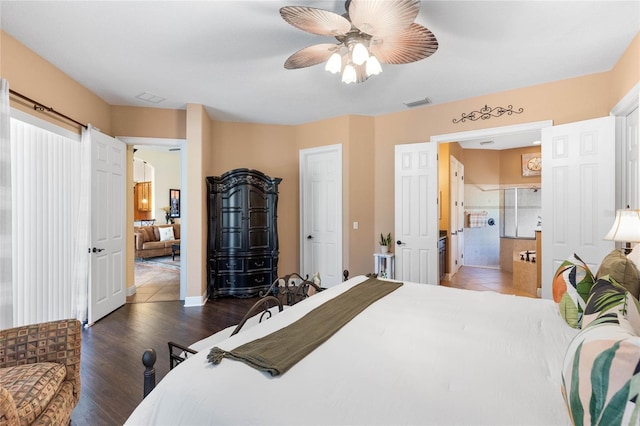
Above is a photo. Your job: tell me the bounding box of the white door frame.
[430,121,554,147]
[299,144,343,287]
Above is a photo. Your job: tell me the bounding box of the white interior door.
[449,156,464,277]
[541,116,615,299]
[394,142,438,284]
[89,129,126,323]
[300,145,342,288]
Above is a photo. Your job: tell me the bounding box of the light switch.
[353,221,358,229]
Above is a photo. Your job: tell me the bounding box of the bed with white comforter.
[126,275,578,425]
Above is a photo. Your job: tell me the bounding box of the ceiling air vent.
[135,92,166,104]
[403,97,431,108]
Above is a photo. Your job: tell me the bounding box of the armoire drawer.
[217,258,244,272]
[246,257,272,272]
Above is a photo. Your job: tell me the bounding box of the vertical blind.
[11,117,83,325]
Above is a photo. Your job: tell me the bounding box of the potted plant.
[379,232,392,253]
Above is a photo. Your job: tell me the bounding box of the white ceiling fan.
[280,0,439,84]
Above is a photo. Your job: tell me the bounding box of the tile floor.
[128,259,180,303]
[441,265,538,298]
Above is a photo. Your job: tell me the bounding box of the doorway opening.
[123,137,186,303]
[431,120,551,287]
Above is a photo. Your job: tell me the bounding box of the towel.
[468,211,487,228]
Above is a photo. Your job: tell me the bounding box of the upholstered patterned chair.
[0,319,81,425]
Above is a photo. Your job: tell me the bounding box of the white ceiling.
[1,0,638,151]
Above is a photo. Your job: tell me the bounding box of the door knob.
[307,235,313,239]
[451,231,457,236]
[396,240,404,245]
[92,247,105,253]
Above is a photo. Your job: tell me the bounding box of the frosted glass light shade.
[604,209,640,242]
[366,55,382,76]
[342,64,357,84]
[352,43,369,65]
[325,53,342,74]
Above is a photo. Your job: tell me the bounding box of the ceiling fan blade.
[280,6,352,37]
[348,0,420,36]
[284,43,340,69]
[369,23,438,65]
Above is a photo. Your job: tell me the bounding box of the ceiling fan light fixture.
[342,63,357,84]
[352,42,369,65]
[281,0,438,84]
[325,52,342,74]
[366,55,382,76]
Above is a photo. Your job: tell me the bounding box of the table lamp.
[604,208,640,254]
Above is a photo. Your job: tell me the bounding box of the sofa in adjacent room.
[134,223,180,259]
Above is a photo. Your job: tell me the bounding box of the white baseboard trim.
[127,285,137,297]
[183,292,207,307]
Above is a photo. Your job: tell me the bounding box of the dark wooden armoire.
[206,169,281,298]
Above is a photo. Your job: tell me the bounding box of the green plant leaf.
[627,374,640,425]
[593,289,626,315]
[570,341,585,426]
[598,379,629,425]
[590,341,620,424]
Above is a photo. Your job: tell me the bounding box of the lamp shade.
[325,53,342,74]
[342,64,357,84]
[604,209,640,242]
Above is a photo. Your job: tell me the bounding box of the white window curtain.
[10,115,89,325]
[0,79,13,329]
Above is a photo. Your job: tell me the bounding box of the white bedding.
[126,276,578,425]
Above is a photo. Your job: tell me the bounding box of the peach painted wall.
[609,33,640,109]
[1,31,111,134]
[500,147,542,186]
[185,104,211,301]
[347,115,375,276]
[111,106,186,139]
[208,120,298,276]
[464,150,501,186]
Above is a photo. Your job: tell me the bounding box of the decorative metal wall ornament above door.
[452,104,524,124]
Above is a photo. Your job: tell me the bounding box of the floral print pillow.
[561,276,640,425]
[553,253,596,329]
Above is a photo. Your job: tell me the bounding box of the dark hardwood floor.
[71,267,517,425]
[70,297,256,425]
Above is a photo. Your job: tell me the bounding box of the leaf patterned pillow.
[582,276,640,330]
[561,277,640,425]
[553,253,596,328]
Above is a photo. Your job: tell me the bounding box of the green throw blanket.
[208,277,403,376]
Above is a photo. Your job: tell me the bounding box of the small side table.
[373,253,395,279]
[171,243,180,261]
